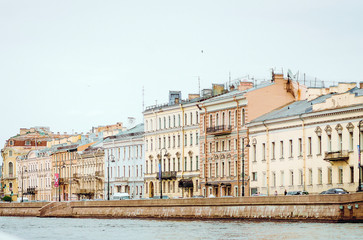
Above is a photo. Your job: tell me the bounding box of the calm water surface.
[1,217,362,240]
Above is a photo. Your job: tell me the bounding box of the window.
[209,163,212,177]
[327,167,332,184]
[8,162,13,177]
[184,134,187,146]
[327,134,332,152]
[196,133,199,145]
[253,144,257,162]
[338,133,342,151]
[317,136,322,155]
[163,117,166,129]
[338,167,343,184]
[168,116,171,128]
[280,171,284,186]
[222,141,225,151]
[271,142,275,160]
[216,113,219,126]
[190,133,193,146]
[290,170,294,186]
[234,110,237,127]
[178,158,180,171]
[298,138,302,156]
[173,115,176,127]
[196,156,199,170]
[228,111,231,126]
[350,166,354,183]
[252,172,257,181]
[190,157,193,171]
[349,132,354,151]
[196,111,199,124]
[190,112,193,125]
[9,150,13,157]
[178,114,181,127]
[241,109,245,126]
[262,143,266,160]
[308,137,312,155]
[168,137,170,148]
[209,143,212,153]
[25,140,31,146]
[280,141,284,159]
[262,172,266,187]
[209,115,213,127]
[185,113,187,126]
[309,168,313,185]
[299,169,303,185]
[272,172,276,187]
[173,136,175,148]
[289,140,293,158]
[216,142,219,152]
[221,162,224,177]
[184,157,187,171]
[178,135,180,147]
[159,118,161,130]
[216,163,218,177]
[318,168,323,184]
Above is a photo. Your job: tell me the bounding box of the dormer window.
[25,140,31,146]
[9,140,14,146]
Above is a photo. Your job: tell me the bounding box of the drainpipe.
[262,120,270,196]
[179,103,185,197]
[299,114,306,191]
[233,96,241,196]
[201,104,208,196]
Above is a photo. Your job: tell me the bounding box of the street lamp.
[58,162,65,202]
[242,142,250,197]
[21,167,27,202]
[107,154,115,200]
[159,148,168,199]
[358,120,363,192]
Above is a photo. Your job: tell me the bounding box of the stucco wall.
[1,193,362,222]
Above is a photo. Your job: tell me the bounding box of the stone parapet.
[1,193,362,222]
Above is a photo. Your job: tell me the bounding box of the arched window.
[9,162,13,177]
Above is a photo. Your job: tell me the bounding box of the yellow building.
[1,127,62,201]
[144,91,204,198]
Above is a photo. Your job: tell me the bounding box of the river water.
[0,217,362,240]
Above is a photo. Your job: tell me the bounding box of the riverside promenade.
[1,193,362,222]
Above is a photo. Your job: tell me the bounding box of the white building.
[103,124,144,199]
[248,83,363,195]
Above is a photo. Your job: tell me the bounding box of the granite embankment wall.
[1,193,363,222]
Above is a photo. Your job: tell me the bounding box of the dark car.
[286,191,309,195]
[152,195,170,199]
[322,188,349,194]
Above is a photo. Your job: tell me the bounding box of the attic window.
[9,140,14,146]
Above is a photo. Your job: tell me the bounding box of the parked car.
[286,191,309,195]
[111,192,130,200]
[152,195,170,199]
[208,194,216,198]
[251,193,267,196]
[322,188,349,194]
[191,195,204,198]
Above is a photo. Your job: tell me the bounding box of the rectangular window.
[178,158,180,172]
[196,156,199,170]
[222,141,225,151]
[228,140,231,151]
[184,134,187,146]
[328,167,332,184]
[299,169,303,185]
[196,133,199,145]
[309,168,313,185]
[280,141,284,159]
[338,133,342,151]
[280,171,284,186]
[317,136,322,155]
[289,140,293,158]
[209,142,212,153]
[290,170,294,186]
[262,172,266,187]
[349,132,353,151]
[262,143,266,160]
[317,168,322,184]
[184,157,187,171]
[216,142,219,152]
[190,156,193,171]
[298,138,302,156]
[338,167,343,184]
[272,172,276,187]
[328,134,332,152]
[350,166,354,183]
[271,142,275,160]
[190,133,193,146]
[308,137,312,155]
[252,172,257,181]
[178,135,180,147]
[253,144,257,162]
[216,163,219,177]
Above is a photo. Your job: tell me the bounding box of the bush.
[2,196,12,202]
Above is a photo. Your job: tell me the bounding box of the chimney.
[238,81,254,91]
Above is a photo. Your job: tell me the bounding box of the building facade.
[199,74,299,197]
[16,149,52,201]
[248,83,363,195]
[144,91,203,198]
[103,124,144,199]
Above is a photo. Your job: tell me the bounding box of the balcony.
[324,150,349,162]
[207,125,232,136]
[157,171,177,180]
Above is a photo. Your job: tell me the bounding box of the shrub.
[2,196,12,202]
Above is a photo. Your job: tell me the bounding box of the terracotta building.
[199,73,301,197]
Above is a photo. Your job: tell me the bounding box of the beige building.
[1,127,66,201]
[199,74,300,197]
[16,149,52,201]
[144,91,204,198]
[248,83,363,195]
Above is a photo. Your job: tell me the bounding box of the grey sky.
[1,0,362,163]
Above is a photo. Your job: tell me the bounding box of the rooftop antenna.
[142,86,145,111]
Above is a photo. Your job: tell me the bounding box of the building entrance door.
[149,182,154,198]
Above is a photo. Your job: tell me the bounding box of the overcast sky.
[1,0,362,163]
